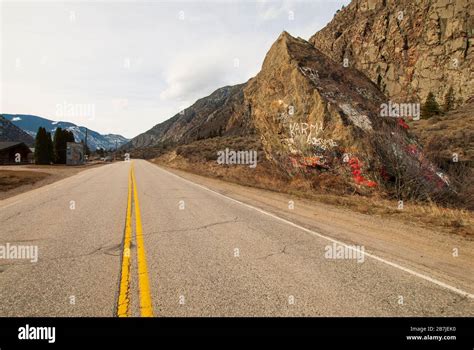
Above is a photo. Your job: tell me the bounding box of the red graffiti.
[348,157,376,187]
[397,118,409,129]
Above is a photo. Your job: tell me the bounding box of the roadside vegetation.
[147,135,473,237]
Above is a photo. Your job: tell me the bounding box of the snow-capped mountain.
[2,114,129,151]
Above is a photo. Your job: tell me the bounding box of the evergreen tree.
[421,92,441,119]
[34,127,53,164]
[53,127,64,164]
[443,86,455,112]
[65,130,75,143]
[53,129,75,164]
[45,131,54,164]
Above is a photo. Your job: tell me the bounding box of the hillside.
[0,116,35,146]
[409,100,474,165]
[125,84,253,149]
[310,0,473,107]
[2,114,129,151]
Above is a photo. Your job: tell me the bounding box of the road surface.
[0,159,473,316]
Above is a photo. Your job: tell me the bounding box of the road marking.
[131,163,154,317]
[155,164,474,300]
[117,167,133,317]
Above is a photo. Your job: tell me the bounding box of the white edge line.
[155,164,474,300]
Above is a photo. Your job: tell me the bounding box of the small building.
[0,142,32,164]
[66,142,84,165]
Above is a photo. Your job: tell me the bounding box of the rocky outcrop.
[244,32,390,181]
[310,0,473,107]
[129,31,449,197]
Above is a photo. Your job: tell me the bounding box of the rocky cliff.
[310,0,473,107]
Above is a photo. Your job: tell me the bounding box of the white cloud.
[1,0,349,138]
[160,49,231,102]
[257,0,294,21]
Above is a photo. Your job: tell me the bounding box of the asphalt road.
[0,159,473,316]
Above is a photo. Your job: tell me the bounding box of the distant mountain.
[124,84,252,149]
[2,114,129,151]
[0,116,35,146]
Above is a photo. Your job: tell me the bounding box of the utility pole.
[115,140,117,161]
[85,128,88,162]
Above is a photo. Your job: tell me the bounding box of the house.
[66,142,84,165]
[0,142,32,164]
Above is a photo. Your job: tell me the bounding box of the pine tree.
[66,130,75,143]
[53,127,64,164]
[34,127,53,164]
[53,128,75,164]
[443,86,455,112]
[422,92,441,119]
[45,132,54,164]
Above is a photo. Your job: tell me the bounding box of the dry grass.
[152,135,473,237]
[409,101,474,163]
[0,170,50,192]
[304,193,473,237]
[0,163,104,200]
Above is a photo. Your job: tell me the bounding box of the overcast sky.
[1,0,350,138]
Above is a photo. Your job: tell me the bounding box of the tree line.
[34,127,77,164]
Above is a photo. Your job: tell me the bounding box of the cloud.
[1,0,349,138]
[159,38,261,105]
[257,0,295,21]
[159,52,230,103]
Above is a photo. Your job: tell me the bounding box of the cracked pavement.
[0,159,473,316]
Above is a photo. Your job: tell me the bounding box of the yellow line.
[117,166,133,317]
[131,163,154,317]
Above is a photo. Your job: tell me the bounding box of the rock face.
[130,31,448,196]
[126,84,253,149]
[310,0,474,107]
[244,31,388,180]
[0,116,35,146]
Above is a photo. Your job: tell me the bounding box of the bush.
[422,92,441,119]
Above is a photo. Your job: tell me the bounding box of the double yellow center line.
[117,162,154,317]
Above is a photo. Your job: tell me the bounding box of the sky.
[1,0,350,138]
